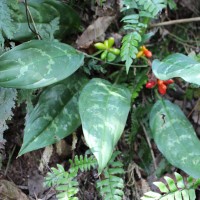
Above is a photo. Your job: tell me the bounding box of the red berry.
[143,49,152,58]
[163,79,174,85]
[158,84,167,95]
[146,81,156,88]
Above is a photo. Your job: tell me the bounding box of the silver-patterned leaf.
[152,53,200,85]
[11,0,80,41]
[150,99,200,178]
[0,40,84,89]
[18,74,88,156]
[79,78,131,173]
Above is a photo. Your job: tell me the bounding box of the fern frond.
[0,0,17,46]
[141,172,200,200]
[69,155,97,173]
[131,69,148,101]
[37,17,60,41]
[120,0,167,72]
[121,32,141,73]
[45,164,78,200]
[0,88,17,135]
[45,155,97,200]
[97,151,125,200]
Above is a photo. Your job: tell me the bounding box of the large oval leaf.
[0,40,84,89]
[18,73,88,156]
[150,99,200,178]
[79,78,131,173]
[11,0,80,41]
[152,53,200,85]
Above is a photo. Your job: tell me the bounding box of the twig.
[140,122,157,170]
[150,17,200,27]
[4,145,16,176]
[82,52,148,68]
[24,0,42,40]
[187,98,200,118]
[167,32,197,48]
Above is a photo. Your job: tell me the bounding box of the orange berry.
[143,49,152,58]
[158,84,167,95]
[157,80,164,85]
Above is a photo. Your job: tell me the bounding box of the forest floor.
[0,0,200,199]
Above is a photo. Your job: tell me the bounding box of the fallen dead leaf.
[56,139,71,158]
[76,16,115,49]
[38,145,53,173]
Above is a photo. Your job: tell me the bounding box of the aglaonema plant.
[0,1,200,199]
[149,54,200,178]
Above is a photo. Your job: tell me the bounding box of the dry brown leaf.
[56,139,71,158]
[0,179,29,200]
[76,16,115,49]
[38,145,53,173]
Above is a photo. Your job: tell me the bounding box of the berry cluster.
[94,37,120,62]
[146,79,174,95]
[136,46,152,58]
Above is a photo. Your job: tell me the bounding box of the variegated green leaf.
[79,78,131,173]
[0,40,84,89]
[18,74,88,156]
[152,53,200,85]
[150,99,200,178]
[11,0,80,41]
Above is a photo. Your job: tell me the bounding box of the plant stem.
[140,122,157,170]
[150,17,200,27]
[83,52,147,68]
[24,0,42,40]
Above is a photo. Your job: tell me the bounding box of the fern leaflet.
[121,0,138,11]
[141,172,200,200]
[97,151,125,200]
[135,0,166,17]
